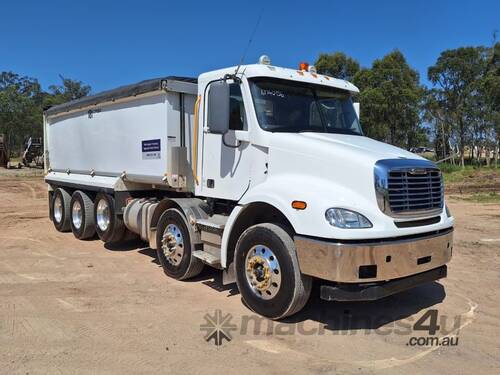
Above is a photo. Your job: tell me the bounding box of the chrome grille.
[387,170,443,213]
[374,159,445,218]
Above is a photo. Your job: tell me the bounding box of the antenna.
[234,7,264,77]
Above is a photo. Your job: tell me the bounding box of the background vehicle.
[44,56,454,319]
[22,136,44,167]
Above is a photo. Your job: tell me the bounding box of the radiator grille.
[387,169,443,214]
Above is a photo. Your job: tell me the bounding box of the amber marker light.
[291,201,307,210]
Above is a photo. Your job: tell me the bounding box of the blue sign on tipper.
[142,139,161,160]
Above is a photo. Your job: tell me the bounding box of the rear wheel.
[155,208,204,280]
[94,193,126,243]
[70,191,96,240]
[52,188,71,232]
[234,223,312,320]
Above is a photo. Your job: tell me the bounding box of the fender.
[149,197,209,249]
[219,174,369,268]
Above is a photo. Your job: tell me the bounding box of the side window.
[229,84,246,131]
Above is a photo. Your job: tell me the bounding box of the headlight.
[325,208,372,229]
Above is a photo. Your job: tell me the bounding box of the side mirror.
[353,102,360,119]
[207,81,230,134]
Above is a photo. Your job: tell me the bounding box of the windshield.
[249,78,363,135]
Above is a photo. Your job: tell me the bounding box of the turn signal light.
[291,200,307,210]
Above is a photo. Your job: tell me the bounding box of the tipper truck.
[44,56,454,319]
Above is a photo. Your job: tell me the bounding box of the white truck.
[44,56,454,319]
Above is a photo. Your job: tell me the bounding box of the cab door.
[200,82,251,200]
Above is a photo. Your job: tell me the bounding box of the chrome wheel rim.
[245,245,282,300]
[72,200,82,229]
[96,198,110,232]
[53,195,63,223]
[161,224,184,266]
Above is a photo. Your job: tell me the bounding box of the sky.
[1,0,498,93]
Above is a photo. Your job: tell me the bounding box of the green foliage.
[460,191,500,203]
[0,72,91,155]
[440,162,499,184]
[0,72,43,154]
[48,74,91,104]
[482,43,500,138]
[440,164,478,183]
[315,52,360,81]
[315,50,427,149]
[352,50,425,149]
[426,44,499,166]
[314,44,498,159]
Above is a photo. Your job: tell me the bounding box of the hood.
[267,132,427,202]
[274,133,421,163]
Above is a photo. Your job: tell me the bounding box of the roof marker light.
[259,55,271,65]
[299,62,309,71]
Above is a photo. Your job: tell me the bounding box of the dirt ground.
[0,170,499,375]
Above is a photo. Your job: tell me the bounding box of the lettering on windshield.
[260,89,285,98]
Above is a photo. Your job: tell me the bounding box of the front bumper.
[320,266,447,301]
[295,228,453,283]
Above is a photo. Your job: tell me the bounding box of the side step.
[196,214,227,234]
[192,214,228,268]
[193,250,221,266]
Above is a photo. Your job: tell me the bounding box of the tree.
[481,42,500,165]
[0,72,43,154]
[353,50,425,149]
[424,91,443,159]
[0,72,91,156]
[427,46,497,167]
[47,75,91,105]
[315,52,360,81]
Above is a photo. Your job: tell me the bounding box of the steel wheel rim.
[53,195,63,223]
[72,200,83,229]
[96,198,110,232]
[245,245,282,300]
[161,224,184,266]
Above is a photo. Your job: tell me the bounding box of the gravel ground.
[0,172,499,374]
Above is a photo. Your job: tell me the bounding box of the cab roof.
[199,64,359,94]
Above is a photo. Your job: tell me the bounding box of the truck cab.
[44,56,454,319]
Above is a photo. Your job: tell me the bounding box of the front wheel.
[234,223,312,320]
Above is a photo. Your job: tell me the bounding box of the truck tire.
[155,208,204,280]
[94,193,126,244]
[52,188,72,232]
[70,190,96,240]
[234,223,312,320]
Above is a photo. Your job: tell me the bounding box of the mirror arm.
[222,133,241,149]
[224,73,242,84]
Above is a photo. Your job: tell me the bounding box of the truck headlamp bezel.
[325,208,373,229]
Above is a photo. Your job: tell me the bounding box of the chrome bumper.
[295,228,453,283]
